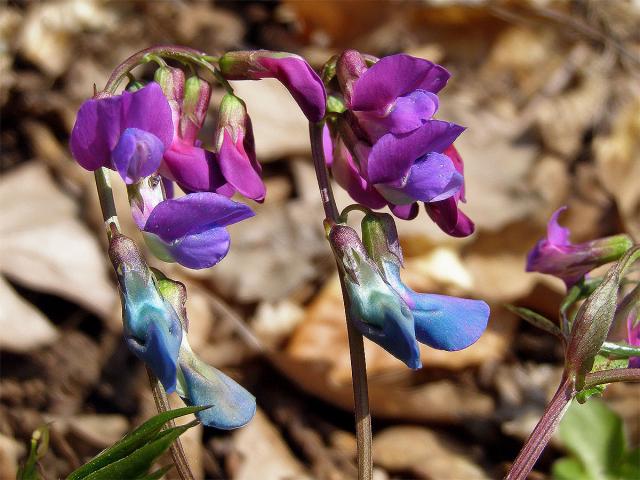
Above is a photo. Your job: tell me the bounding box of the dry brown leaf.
[0,276,58,352]
[0,163,115,318]
[0,433,23,480]
[228,409,310,480]
[66,414,129,449]
[373,426,489,479]
[18,0,117,77]
[231,79,310,162]
[593,96,640,240]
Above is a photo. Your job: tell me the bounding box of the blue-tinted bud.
[108,234,182,392]
[328,223,421,369]
[152,269,257,429]
[362,212,489,352]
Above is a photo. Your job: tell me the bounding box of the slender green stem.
[583,368,640,388]
[93,168,195,480]
[309,121,372,480]
[599,341,640,358]
[505,377,575,480]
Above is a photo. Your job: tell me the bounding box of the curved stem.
[309,121,372,480]
[505,377,575,480]
[102,45,232,94]
[93,168,195,480]
[583,368,640,388]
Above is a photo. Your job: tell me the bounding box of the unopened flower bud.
[108,234,182,392]
[336,50,368,106]
[215,93,264,201]
[154,66,185,131]
[180,75,211,143]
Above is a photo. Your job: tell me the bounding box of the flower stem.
[505,376,575,480]
[583,367,640,388]
[93,168,195,480]
[309,121,372,480]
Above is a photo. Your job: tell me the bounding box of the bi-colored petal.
[177,341,256,429]
[350,54,450,111]
[367,120,464,184]
[111,128,165,184]
[143,193,254,269]
[375,152,463,205]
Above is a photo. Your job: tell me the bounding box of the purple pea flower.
[140,192,254,270]
[526,207,633,287]
[215,93,265,202]
[70,83,173,184]
[219,50,327,122]
[326,50,474,235]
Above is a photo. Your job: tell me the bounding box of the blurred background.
[1,1,639,478]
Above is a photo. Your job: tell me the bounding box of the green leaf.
[557,400,625,478]
[616,448,640,479]
[82,422,197,480]
[552,458,590,480]
[67,406,205,480]
[599,341,640,359]
[505,305,563,340]
[17,425,49,480]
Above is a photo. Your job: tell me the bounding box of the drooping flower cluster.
[70,51,326,269]
[329,212,489,368]
[323,51,474,237]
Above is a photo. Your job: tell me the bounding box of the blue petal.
[111,128,165,184]
[178,351,256,429]
[120,269,182,392]
[411,293,489,351]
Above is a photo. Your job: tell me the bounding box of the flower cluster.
[323,51,474,237]
[70,51,325,269]
[328,212,488,368]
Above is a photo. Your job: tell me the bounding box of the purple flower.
[215,93,265,202]
[219,50,327,122]
[326,51,474,235]
[526,207,633,287]
[140,192,254,269]
[70,83,173,184]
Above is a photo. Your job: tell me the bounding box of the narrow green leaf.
[557,399,625,478]
[137,464,173,480]
[67,406,205,480]
[505,305,563,340]
[82,422,197,480]
[599,341,640,359]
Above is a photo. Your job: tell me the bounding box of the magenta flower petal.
[350,54,450,111]
[546,206,571,245]
[367,120,464,184]
[355,90,439,141]
[258,56,327,122]
[425,197,475,237]
[389,203,419,220]
[161,143,229,194]
[375,152,462,205]
[121,83,174,147]
[111,128,165,184]
[218,130,266,202]
[143,193,254,269]
[628,314,640,369]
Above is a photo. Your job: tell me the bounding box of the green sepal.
[505,305,563,340]
[67,406,205,480]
